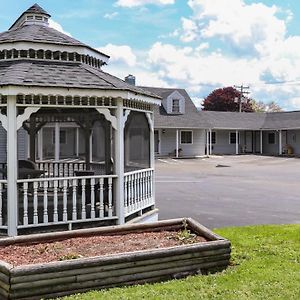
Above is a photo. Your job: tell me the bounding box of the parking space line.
[157,159,176,164]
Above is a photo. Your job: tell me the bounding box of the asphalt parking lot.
[155,155,300,229]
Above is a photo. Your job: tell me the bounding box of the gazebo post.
[7,95,18,236]
[114,98,125,225]
[29,117,36,162]
[104,121,112,174]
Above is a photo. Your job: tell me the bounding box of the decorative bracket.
[96,108,117,131]
[122,109,131,129]
[0,112,7,131]
[17,107,40,130]
[146,112,154,132]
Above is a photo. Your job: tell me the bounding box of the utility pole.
[234,85,250,112]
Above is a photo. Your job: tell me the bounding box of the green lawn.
[60,225,300,300]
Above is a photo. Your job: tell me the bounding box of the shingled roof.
[23,3,50,17]
[140,87,208,128]
[0,59,160,97]
[263,111,300,129]
[199,111,266,130]
[140,86,300,130]
[0,25,89,47]
[200,110,300,130]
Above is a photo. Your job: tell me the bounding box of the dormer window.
[172,99,180,113]
[35,16,43,21]
[26,15,34,20]
[162,90,185,115]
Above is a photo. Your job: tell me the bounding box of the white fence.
[17,175,117,228]
[124,168,154,217]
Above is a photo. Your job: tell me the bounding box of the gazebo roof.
[0,4,161,101]
[0,59,160,97]
[0,24,93,48]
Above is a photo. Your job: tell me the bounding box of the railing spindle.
[63,179,68,221]
[99,177,104,218]
[108,177,113,217]
[33,181,38,224]
[81,178,86,220]
[53,180,58,222]
[90,178,95,219]
[23,182,28,225]
[43,181,48,223]
[124,175,128,215]
[72,179,77,220]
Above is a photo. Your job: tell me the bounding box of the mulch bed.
[0,231,207,266]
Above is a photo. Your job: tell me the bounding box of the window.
[229,132,240,144]
[172,99,180,113]
[180,131,193,144]
[268,132,275,144]
[211,132,216,144]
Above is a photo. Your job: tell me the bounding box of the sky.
[1,0,300,110]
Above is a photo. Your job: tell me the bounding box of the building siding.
[212,130,245,155]
[262,130,278,154]
[159,129,205,157]
[286,130,300,154]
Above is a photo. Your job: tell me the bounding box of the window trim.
[229,132,240,144]
[180,130,193,145]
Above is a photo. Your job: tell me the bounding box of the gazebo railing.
[17,174,117,229]
[124,168,154,217]
[37,160,107,177]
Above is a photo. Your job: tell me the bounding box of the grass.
[59,225,300,300]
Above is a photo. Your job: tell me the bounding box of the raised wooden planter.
[0,218,230,299]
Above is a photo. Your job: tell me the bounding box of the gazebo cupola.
[0,4,161,236]
[9,3,51,29]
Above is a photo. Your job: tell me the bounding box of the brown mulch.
[0,231,207,267]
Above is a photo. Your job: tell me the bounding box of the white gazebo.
[0,4,161,236]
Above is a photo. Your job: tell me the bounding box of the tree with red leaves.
[202,87,254,112]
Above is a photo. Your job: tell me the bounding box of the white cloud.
[148,42,262,86]
[180,17,198,42]
[97,1,300,110]
[104,12,119,19]
[181,0,288,57]
[49,19,72,36]
[97,44,137,67]
[115,0,174,8]
[284,96,300,110]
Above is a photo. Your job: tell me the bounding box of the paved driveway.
[155,155,300,229]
